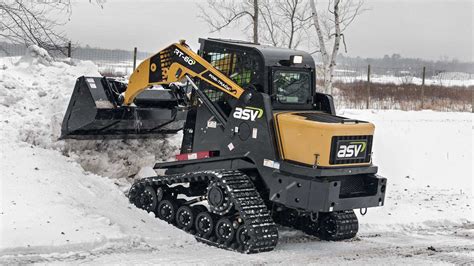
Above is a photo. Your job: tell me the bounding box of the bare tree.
[310,0,365,94]
[199,0,259,44]
[200,0,310,49]
[0,0,105,56]
[259,0,310,49]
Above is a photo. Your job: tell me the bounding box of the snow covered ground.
[0,50,473,264]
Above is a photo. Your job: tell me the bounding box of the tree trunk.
[253,0,259,43]
[310,0,330,94]
[328,0,341,95]
[310,0,342,95]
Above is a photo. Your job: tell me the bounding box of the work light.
[290,55,303,64]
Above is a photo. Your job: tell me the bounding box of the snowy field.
[0,50,473,264]
[332,71,474,87]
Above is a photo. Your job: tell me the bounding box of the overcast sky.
[63,0,473,61]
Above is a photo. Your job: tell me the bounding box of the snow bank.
[16,45,53,66]
[0,141,192,255]
[0,50,180,182]
[0,49,188,255]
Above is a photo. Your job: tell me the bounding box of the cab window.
[273,71,311,104]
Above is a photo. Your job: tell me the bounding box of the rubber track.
[129,169,279,253]
[321,210,359,240]
[278,210,358,241]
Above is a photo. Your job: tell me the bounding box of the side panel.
[189,91,281,188]
[191,103,226,153]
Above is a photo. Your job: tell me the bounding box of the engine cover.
[274,111,374,167]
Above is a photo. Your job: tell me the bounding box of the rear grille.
[329,135,373,165]
[339,175,378,198]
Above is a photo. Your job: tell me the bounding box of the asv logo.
[233,107,263,121]
[337,141,366,159]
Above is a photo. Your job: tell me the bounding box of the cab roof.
[199,38,315,69]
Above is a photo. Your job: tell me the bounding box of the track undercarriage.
[129,169,359,253]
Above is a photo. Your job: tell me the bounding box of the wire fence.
[0,42,152,76]
[1,42,472,112]
[320,65,474,87]
[316,64,473,112]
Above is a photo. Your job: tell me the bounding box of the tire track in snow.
[2,226,473,264]
[275,224,474,265]
[0,238,158,264]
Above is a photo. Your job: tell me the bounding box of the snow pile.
[1,50,189,258]
[0,139,192,256]
[15,45,53,66]
[0,50,180,181]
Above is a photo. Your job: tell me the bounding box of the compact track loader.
[61,39,387,253]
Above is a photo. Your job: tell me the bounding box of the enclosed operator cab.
[190,38,374,169]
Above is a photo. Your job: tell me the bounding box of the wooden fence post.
[421,66,426,109]
[366,64,371,109]
[133,47,138,71]
[67,42,72,58]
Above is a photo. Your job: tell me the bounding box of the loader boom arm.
[123,40,245,105]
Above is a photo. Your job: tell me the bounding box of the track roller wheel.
[157,199,178,223]
[133,186,157,213]
[176,205,196,230]
[318,210,358,241]
[235,224,250,248]
[195,211,215,238]
[215,217,235,244]
[207,182,233,215]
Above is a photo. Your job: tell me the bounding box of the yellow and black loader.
[61,39,387,253]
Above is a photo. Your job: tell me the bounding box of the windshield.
[273,70,311,104]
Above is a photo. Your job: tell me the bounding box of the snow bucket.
[60,76,187,139]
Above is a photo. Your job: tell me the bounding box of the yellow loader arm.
[123,40,245,105]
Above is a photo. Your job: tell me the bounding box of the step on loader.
[61,39,387,253]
